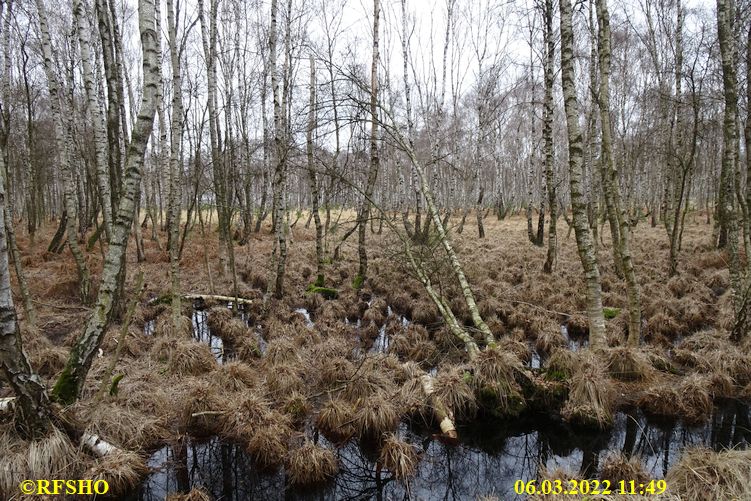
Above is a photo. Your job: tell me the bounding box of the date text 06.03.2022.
[513,479,668,496]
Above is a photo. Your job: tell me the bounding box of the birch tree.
[53,0,161,403]
[560,0,606,348]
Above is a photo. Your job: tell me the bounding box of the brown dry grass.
[286,442,338,485]
[561,352,615,429]
[3,214,743,495]
[379,434,420,481]
[666,448,751,500]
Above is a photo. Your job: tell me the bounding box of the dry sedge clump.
[544,349,578,380]
[173,380,226,435]
[535,328,566,355]
[247,423,291,469]
[220,392,272,440]
[599,454,650,485]
[561,353,615,429]
[84,450,147,496]
[379,434,420,481]
[214,361,257,391]
[80,403,168,450]
[286,442,338,485]
[605,347,652,382]
[316,356,355,389]
[342,367,394,402]
[666,448,751,500]
[433,366,476,418]
[264,336,302,366]
[472,349,527,416]
[316,398,356,443]
[165,487,213,501]
[151,338,216,375]
[26,427,80,482]
[354,392,400,438]
[678,374,713,426]
[155,313,193,338]
[217,317,252,344]
[265,362,304,396]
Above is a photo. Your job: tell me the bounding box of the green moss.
[314,274,325,288]
[462,371,474,385]
[352,274,365,290]
[109,374,125,396]
[306,284,339,299]
[51,365,79,405]
[477,385,526,418]
[603,307,620,320]
[544,369,569,382]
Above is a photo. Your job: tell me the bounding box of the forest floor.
[1,212,750,500]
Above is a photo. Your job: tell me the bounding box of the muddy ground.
[1,212,749,500]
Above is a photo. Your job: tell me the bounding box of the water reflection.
[128,402,750,500]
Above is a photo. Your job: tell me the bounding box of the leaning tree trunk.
[52,0,161,403]
[596,0,641,346]
[560,0,606,348]
[542,0,557,273]
[0,117,51,439]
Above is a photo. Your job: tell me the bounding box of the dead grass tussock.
[678,373,713,425]
[169,341,216,376]
[166,487,213,501]
[246,423,290,469]
[79,402,168,450]
[599,454,650,485]
[286,442,338,485]
[342,366,395,402]
[281,391,309,422]
[84,450,147,496]
[207,308,251,343]
[379,434,420,481]
[220,391,273,440]
[535,327,566,355]
[605,347,653,382]
[433,366,476,418]
[264,363,305,397]
[214,361,257,392]
[26,427,80,481]
[666,448,751,500]
[561,352,615,429]
[316,398,356,443]
[154,313,193,338]
[354,391,400,438]
[172,379,226,435]
[264,336,302,366]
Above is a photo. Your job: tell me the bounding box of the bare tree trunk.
[35,0,91,303]
[52,0,160,403]
[542,0,557,274]
[307,55,324,286]
[560,0,606,348]
[354,0,381,288]
[717,0,744,342]
[270,0,289,298]
[0,103,50,439]
[166,0,183,327]
[73,0,113,240]
[595,0,641,346]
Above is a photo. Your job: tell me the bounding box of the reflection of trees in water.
[130,403,750,500]
[133,437,285,501]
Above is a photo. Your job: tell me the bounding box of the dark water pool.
[125,400,750,501]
